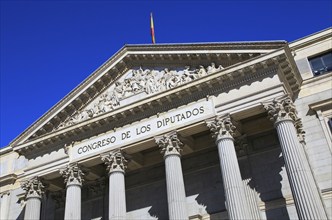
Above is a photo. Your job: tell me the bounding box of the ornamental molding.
[57,63,223,129]
[21,176,45,199]
[59,163,85,186]
[101,149,127,174]
[206,114,239,141]
[263,95,305,142]
[155,131,184,157]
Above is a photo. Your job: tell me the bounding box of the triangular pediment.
[12,41,301,154]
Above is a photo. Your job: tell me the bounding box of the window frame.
[308,50,332,76]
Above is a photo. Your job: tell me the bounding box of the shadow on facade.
[183,148,227,218]
[184,132,291,220]
[15,206,25,220]
[244,145,290,220]
[126,164,169,220]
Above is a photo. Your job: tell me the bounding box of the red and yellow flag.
[150,12,156,44]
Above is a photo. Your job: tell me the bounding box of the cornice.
[0,146,13,156]
[290,27,332,51]
[124,41,287,51]
[0,173,17,186]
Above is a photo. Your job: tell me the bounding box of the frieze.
[57,63,223,129]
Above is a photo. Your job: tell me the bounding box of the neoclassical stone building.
[1,28,331,220]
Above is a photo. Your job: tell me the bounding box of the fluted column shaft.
[64,184,81,219]
[165,154,188,220]
[217,137,252,219]
[24,196,42,220]
[275,119,327,219]
[60,163,85,220]
[243,178,261,220]
[206,115,252,220]
[0,192,11,220]
[101,150,127,220]
[109,171,126,219]
[264,95,327,220]
[155,131,188,220]
[21,177,45,220]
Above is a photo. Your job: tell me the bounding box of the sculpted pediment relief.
[58,63,224,129]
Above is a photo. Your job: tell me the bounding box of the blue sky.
[1,0,331,148]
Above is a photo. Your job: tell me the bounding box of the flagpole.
[150,12,156,44]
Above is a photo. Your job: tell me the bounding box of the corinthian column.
[155,131,188,220]
[21,177,45,220]
[263,95,327,220]
[60,163,85,220]
[101,149,127,220]
[206,115,252,220]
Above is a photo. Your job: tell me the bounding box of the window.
[328,118,332,133]
[309,51,332,76]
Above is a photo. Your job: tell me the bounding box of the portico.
[2,29,332,220]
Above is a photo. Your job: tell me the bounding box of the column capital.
[21,176,45,199]
[60,163,85,187]
[206,114,238,142]
[263,95,305,142]
[101,149,127,174]
[263,95,297,123]
[155,131,184,158]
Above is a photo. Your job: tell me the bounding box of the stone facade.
[1,28,331,220]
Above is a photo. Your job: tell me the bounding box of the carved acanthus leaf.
[21,177,45,199]
[206,115,237,140]
[59,163,85,186]
[101,149,127,174]
[263,95,305,142]
[263,95,297,123]
[155,131,184,157]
